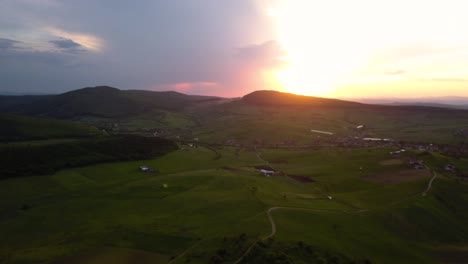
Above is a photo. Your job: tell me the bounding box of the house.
[445,164,456,173]
[259,169,275,177]
[139,166,155,172]
[408,159,425,170]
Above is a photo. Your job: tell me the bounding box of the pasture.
[0,146,467,263]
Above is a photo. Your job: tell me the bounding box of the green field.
[189,101,468,145]
[4,88,468,144]
[2,90,468,263]
[1,146,467,263]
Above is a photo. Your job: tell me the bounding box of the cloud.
[0,1,273,95]
[0,38,22,50]
[0,37,90,67]
[49,38,82,50]
[46,27,104,52]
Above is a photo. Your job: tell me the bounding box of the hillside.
[1,89,468,263]
[0,114,101,141]
[1,146,467,263]
[2,88,468,144]
[1,86,221,119]
[242,90,362,107]
[185,91,468,145]
[0,135,178,178]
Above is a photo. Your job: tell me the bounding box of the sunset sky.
[1,0,468,98]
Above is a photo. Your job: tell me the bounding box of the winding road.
[422,173,438,196]
[233,206,367,264]
[422,165,438,196]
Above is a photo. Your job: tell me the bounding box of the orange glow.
[267,0,468,97]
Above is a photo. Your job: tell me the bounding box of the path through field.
[422,172,438,196]
[233,206,367,264]
[422,164,438,196]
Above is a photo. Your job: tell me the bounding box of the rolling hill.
[2,88,468,144]
[0,86,221,119]
[1,88,468,263]
[0,114,101,141]
[242,90,362,107]
[187,90,468,145]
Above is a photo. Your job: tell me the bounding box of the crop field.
[1,146,467,263]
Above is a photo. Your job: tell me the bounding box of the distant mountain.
[387,102,468,109]
[0,86,221,118]
[349,97,468,109]
[242,90,362,107]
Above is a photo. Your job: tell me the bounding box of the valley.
[1,87,468,263]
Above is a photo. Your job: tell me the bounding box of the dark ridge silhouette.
[241,90,468,116]
[242,90,362,108]
[0,86,221,118]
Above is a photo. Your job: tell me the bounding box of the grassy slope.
[190,99,468,144]
[0,135,178,179]
[3,89,468,143]
[0,114,101,141]
[2,86,220,119]
[0,147,467,263]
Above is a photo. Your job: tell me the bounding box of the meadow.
[1,145,467,263]
[190,101,468,145]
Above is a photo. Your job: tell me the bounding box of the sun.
[275,65,337,97]
[267,1,376,97]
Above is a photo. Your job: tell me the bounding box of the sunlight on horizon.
[267,0,468,97]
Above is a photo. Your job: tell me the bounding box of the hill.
[1,88,468,263]
[1,86,221,119]
[187,90,468,145]
[2,88,468,144]
[0,135,178,178]
[0,114,101,141]
[242,90,362,107]
[0,113,179,178]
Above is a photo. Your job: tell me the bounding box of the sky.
[1,0,468,98]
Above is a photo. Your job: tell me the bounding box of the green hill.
[3,88,468,144]
[1,86,221,119]
[187,90,468,145]
[242,90,362,107]
[0,114,101,141]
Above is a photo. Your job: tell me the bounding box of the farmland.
[1,88,468,263]
[1,145,467,263]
